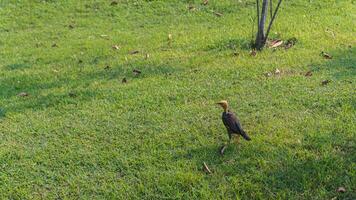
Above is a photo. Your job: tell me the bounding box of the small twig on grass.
[202,162,212,174]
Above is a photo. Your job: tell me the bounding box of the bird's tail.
[240,130,251,141]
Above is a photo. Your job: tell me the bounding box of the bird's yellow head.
[216,100,228,112]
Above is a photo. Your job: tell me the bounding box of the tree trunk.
[255,0,268,50]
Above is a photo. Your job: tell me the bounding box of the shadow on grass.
[184,141,261,174]
[0,107,5,119]
[0,60,184,114]
[205,38,253,52]
[264,152,355,199]
[184,138,354,199]
[312,46,355,80]
[4,62,32,71]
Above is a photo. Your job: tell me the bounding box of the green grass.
[0,0,355,199]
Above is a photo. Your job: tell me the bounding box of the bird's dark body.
[222,111,251,141]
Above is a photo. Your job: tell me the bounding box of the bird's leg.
[223,135,229,147]
[235,135,240,144]
[227,133,232,146]
[220,134,231,155]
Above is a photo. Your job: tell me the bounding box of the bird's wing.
[222,112,243,134]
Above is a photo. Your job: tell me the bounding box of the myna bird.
[217,100,251,144]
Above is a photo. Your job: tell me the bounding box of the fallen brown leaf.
[133,69,141,75]
[129,50,139,55]
[269,39,283,48]
[18,92,29,97]
[250,50,257,56]
[202,162,212,174]
[188,5,195,11]
[202,0,209,5]
[321,51,332,59]
[284,43,292,49]
[321,80,331,86]
[214,11,223,17]
[337,187,346,193]
[285,37,297,49]
[305,71,313,77]
[112,45,120,50]
[325,28,335,38]
[265,72,272,77]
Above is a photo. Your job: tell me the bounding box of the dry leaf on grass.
[284,37,297,49]
[202,0,209,5]
[321,80,331,86]
[305,71,313,77]
[129,50,139,55]
[269,39,283,48]
[284,43,293,49]
[202,162,212,174]
[112,45,120,50]
[133,69,141,75]
[18,92,29,97]
[214,11,223,17]
[250,50,257,56]
[321,51,332,59]
[188,5,195,11]
[275,68,281,75]
[265,72,272,77]
[337,187,346,193]
[325,28,335,38]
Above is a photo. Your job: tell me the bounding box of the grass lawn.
[0,0,355,199]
